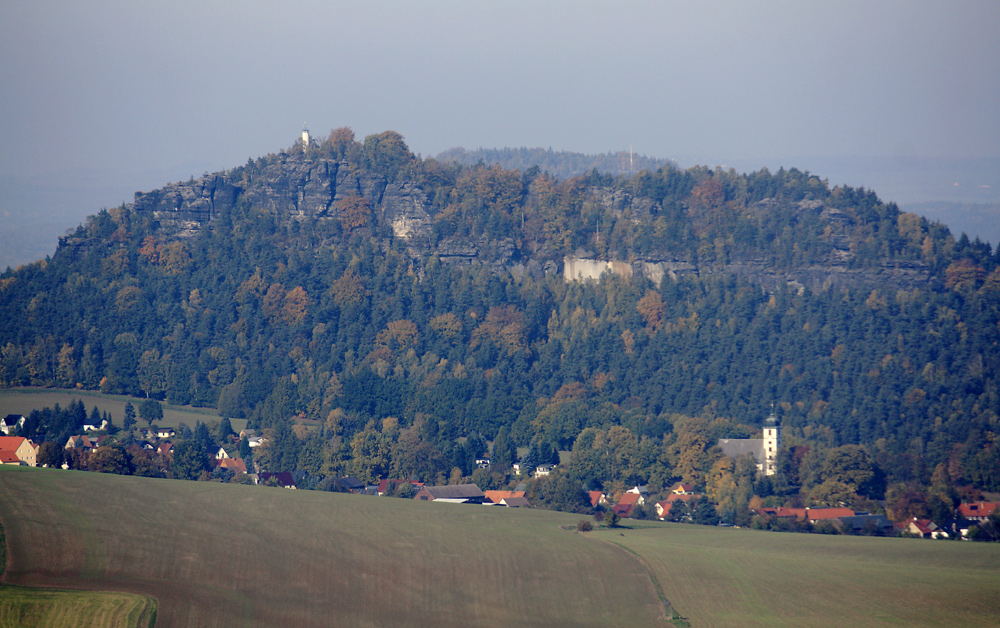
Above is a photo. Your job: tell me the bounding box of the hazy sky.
[1,1,998,253]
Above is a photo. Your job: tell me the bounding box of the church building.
[718,412,782,476]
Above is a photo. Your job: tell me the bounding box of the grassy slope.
[0,388,235,431]
[593,521,1000,628]
[3,468,999,628]
[0,467,661,628]
[0,503,156,628]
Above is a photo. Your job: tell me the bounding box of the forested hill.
[435,146,673,179]
[1,128,998,496]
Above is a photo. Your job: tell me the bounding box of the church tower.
[762,410,781,476]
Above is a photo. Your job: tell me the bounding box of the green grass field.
[0,467,662,627]
[0,388,238,432]
[1,467,998,627]
[591,521,1000,627]
[0,587,156,628]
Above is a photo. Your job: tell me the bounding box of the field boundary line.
[590,532,687,625]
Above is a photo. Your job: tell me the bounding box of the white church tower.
[762,409,781,476]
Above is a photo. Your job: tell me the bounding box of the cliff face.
[123,151,932,291]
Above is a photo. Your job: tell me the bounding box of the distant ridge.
[435,146,674,179]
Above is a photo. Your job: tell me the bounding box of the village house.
[483,490,527,505]
[532,464,553,478]
[1,415,25,435]
[413,484,485,504]
[335,477,366,493]
[655,492,703,520]
[897,517,947,539]
[958,501,998,522]
[65,435,97,452]
[589,491,609,509]
[758,507,856,523]
[0,436,38,466]
[498,496,530,508]
[612,492,642,518]
[656,482,704,518]
[217,458,248,474]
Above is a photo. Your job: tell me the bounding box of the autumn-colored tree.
[471,305,527,356]
[114,286,143,313]
[377,319,419,352]
[138,236,159,263]
[236,268,266,304]
[945,259,985,290]
[262,283,286,319]
[281,286,309,325]
[685,176,728,237]
[337,195,372,231]
[429,312,462,343]
[636,290,665,332]
[330,268,370,308]
[326,126,356,158]
[473,165,523,217]
[157,241,192,275]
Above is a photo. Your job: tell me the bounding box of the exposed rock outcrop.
[123,152,933,293]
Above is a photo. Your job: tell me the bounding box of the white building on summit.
[718,412,782,476]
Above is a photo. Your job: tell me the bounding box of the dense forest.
[1,128,998,520]
[434,146,672,179]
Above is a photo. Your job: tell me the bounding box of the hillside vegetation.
[0,127,998,509]
[2,467,999,627]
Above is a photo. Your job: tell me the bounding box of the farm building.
[413,484,485,504]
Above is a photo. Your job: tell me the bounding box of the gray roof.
[718,438,765,461]
[500,496,531,508]
[421,483,485,499]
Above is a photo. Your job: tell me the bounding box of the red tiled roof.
[589,491,605,508]
[483,490,525,504]
[0,436,27,451]
[806,508,855,520]
[958,501,998,519]
[671,482,695,494]
[612,502,634,517]
[219,458,247,474]
[617,492,641,506]
[759,507,854,521]
[907,518,937,535]
[0,451,21,464]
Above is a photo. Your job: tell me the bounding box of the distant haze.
[2,1,998,267]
